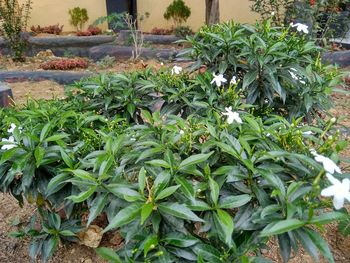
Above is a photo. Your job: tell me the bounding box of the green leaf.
[260,219,305,237]
[103,203,141,233]
[42,237,58,262]
[46,173,70,196]
[87,193,109,226]
[146,159,171,168]
[219,194,252,209]
[242,69,258,90]
[215,209,234,246]
[59,230,76,237]
[71,169,96,182]
[96,247,122,263]
[66,185,97,203]
[158,202,204,222]
[178,152,213,170]
[309,212,347,225]
[34,146,45,168]
[141,202,153,225]
[45,133,69,142]
[40,122,51,142]
[138,167,146,196]
[155,185,180,201]
[175,177,195,199]
[304,228,334,263]
[144,234,158,257]
[106,184,144,201]
[163,233,198,247]
[209,177,219,206]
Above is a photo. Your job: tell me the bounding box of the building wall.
[25,0,108,31]
[137,0,259,32]
[24,0,258,32]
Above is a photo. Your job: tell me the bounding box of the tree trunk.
[205,0,220,25]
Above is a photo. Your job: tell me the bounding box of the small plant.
[93,12,125,32]
[40,58,88,70]
[150,27,173,35]
[164,0,191,27]
[76,25,102,36]
[174,25,193,37]
[96,55,116,69]
[0,0,32,61]
[30,24,63,35]
[69,7,89,32]
[10,210,81,262]
[124,13,144,61]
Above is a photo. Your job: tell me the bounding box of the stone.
[0,71,92,85]
[89,45,177,61]
[78,225,103,248]
[322,50,350,67]
[0,82,13,107]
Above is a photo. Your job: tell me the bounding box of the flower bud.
[331,117,336,123]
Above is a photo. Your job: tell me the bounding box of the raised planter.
[0,71,93,85]
[89,45,178,61]
[322,50,350,67]
[118,30,181,45]
[0,82,13,107]
[0,35,117,57]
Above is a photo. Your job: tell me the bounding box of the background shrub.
[164,0,191,27]
[30,24,63,35]
[69,7,89,31]
[0,0,32,61]
[179,20,341,121]
[40,58,88,70]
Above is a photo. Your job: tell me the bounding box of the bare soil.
[0,76,349,263]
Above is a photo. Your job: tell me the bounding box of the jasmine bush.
[0,21,348,263]
[179,20,341,121]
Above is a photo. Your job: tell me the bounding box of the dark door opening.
[105,0,137,30]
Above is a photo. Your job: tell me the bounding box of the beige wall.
[138,0,259,32]
[26,0,107,31]
[24,0,258,32]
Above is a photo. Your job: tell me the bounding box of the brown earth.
[0,76,349,263]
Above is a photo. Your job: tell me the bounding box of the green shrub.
[0,0,32,61]
[0,64,348,262]
[179,20,341,121]
[69,7,89,31]
[174,25,193,38]
[164,0,191,27]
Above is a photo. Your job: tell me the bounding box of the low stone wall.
[89,45,178,61]
[0,35,116,57]
[117,30,181,45]
[0,71,93,85]
[322,50,350,67]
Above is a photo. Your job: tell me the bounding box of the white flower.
[230,76,237,85]
[7,123,17,133]
[1,136,17,150]
[271,11,275,16]
[290,23,309,34]
[222,107,242,124]
[321,173,350,210]
[302,131,314,135]
[311,150,342,174]
[211,73,227,87]
[289,70,299,80]
[331,117,336,123]
[180,130,185,135]
[171,65,182,75]
[160,62,164,66]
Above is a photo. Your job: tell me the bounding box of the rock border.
[89,45,178,61]
[118,30,181,45]
[322,50,350,67]
[0,71,93,85]
[0,35,117,57]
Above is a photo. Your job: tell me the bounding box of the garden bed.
[0,82,349,263]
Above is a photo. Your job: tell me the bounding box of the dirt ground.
[0,79,349,262]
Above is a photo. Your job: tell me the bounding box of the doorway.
[105,0,137,20]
